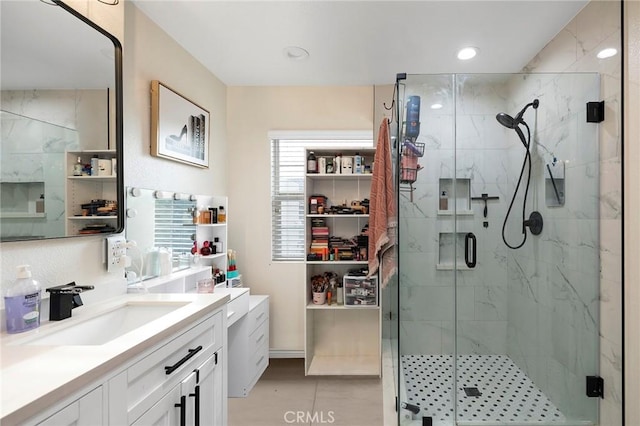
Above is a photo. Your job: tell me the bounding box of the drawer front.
[227,292,249,327]
[248,295,269,332]
[126,310,223,423]
[248,318,269,356]
[249,338,269,385]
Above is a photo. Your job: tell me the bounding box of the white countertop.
[0,292,229,424]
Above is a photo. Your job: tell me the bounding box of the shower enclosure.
[386,73,601,425]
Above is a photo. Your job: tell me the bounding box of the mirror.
[0,0,123,242]
[125,187,197,283]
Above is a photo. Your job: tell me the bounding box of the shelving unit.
[194,195,230,287]
[303,148,381,377]
[65,150,117,236]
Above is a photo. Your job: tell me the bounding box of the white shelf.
[306,302,347,310]
[307,214,369,218]
[0,212,46,219]
[306,173,372,179]
[67,176,116,180]
[436,263,473,271]
[201,253,226,260]
[437,209,474,216]
[306,355,380,376]
[67,149,116,154]
[306,260,368,265]
[196,223,227,227]
[68,215,117,220]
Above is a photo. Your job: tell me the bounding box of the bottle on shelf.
[307,151,317,174]
[217,206,226,223]
[214,237,223,254]
[73,156,83,176]
[439,190,449,210]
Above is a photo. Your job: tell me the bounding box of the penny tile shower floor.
[401,354,567,425]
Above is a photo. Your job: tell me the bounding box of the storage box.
[343,275,378,307]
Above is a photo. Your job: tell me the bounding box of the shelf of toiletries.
[195,223,227,228]
[306,260,368,265]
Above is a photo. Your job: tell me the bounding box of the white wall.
[226,86,374,352]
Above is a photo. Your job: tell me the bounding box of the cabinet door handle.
[189,385,201,426]
[228,310,236,319]
[256,333,265,344]
[255,312,265,321]
[165,346,203,375]
[175,395,186,426]
[465,232,477,268]
[256,355,265,367]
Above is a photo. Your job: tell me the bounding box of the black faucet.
[46,282,95,321]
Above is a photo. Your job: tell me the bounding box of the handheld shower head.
[496,112,516,129]
[496,99,539,129]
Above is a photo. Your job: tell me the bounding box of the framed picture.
[150,80,210,168]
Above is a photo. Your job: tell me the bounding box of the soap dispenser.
[4,265,41,333]
[439,190,449,210]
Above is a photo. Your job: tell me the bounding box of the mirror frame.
[1,1,124,241]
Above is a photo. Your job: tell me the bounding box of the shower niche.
[436,178,472,215]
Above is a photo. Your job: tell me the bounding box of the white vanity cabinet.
[37,386,103,426]
[109,310,226,426]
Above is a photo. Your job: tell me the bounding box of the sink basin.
[17,301,189,346]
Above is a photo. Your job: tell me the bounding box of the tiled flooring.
[228,358,384,426]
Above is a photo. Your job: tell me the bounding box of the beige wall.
[226,86,374,352]
[624,1,640,424]
[123,1,227,195]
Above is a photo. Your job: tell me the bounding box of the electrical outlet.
[106,235,127,272]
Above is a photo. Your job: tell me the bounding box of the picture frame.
[150,80,210,168]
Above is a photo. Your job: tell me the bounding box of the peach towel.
[368,118,397,288]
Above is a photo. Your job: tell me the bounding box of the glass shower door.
[397,74,458,426]
[397,72,601,426]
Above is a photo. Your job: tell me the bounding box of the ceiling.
[133,0,588,86]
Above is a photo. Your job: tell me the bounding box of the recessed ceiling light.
[457,47,478,61]
[431,103,443,110]
[597,48,618,59]
[283,46,309,61]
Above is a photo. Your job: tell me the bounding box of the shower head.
[496,112,516,129]
[496,99,540,129]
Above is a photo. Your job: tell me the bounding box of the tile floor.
[228,358,384,426]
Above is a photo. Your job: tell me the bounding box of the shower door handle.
[465,232,476,268]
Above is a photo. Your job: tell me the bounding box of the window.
[270,131,373,262]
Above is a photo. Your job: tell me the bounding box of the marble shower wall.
[1,89,108,239]
[0,111,77,239]
[520,1,622,423]
[503,73,601,421]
